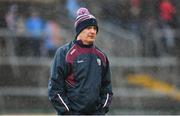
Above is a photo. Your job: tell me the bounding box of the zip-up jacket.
[48,40,113,115]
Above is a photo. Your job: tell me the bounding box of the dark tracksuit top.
[48,40,113,115]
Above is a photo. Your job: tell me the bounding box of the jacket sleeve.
[100,57,113,113]
[48,48,70,114]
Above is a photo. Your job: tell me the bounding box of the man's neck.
[75,40,93,48]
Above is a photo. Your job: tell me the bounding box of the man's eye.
[93,27,97,30]
[87,27,91,29]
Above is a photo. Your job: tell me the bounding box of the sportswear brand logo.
[77,60,84,63]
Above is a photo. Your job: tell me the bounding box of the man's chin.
[89,39,95,43]
[86,41,94,45]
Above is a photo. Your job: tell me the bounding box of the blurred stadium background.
[0,0,180,115]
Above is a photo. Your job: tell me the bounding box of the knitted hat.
[75,7,98,38]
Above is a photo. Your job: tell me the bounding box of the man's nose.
[90,28,96,33]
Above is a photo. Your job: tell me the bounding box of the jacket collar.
[74,40,94,48]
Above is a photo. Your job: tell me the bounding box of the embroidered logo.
[97,58,101,66]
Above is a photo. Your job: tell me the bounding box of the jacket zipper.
[103,93,109,108]
[65,80,75,88]
[57,94,70,111]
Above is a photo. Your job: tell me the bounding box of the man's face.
[77,26,97,45]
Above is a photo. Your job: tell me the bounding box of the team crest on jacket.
[97,58,101,66]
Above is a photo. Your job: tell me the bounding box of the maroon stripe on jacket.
[65,43,107,86]
[66,44,106,65]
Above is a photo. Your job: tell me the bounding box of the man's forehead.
[85,25,97,29]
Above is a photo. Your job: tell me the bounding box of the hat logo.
[97,58,101,66]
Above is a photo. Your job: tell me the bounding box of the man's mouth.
[88,35,95,38]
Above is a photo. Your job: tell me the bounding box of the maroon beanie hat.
[74,7,98,38]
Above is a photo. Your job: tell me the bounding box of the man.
[48,7,113,115]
